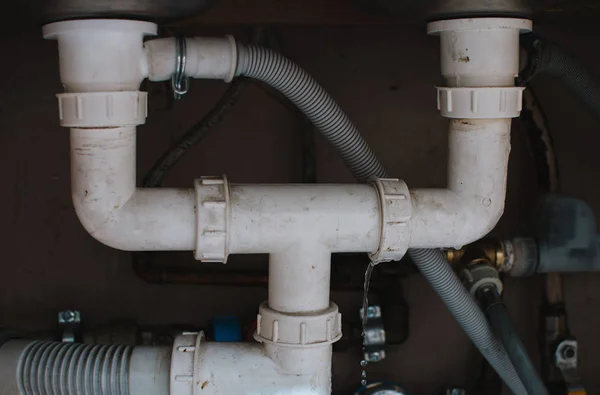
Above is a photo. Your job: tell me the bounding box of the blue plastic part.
[212,316,242,342]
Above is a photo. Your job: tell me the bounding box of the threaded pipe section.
[17,341,133,395]
[236,44,387,182]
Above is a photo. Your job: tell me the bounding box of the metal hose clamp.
[171,36,189,99]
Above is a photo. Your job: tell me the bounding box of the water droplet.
[358,262,375,389]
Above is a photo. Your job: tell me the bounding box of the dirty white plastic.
[194,176,231,262]
[369,178,412,263]
[130,346,172,395]
[43,19,156,92]
[171,333,330,395]
[409,119,512,249]
[255,302,342,346]
[270,246,333,321]
[227,183,380,314]
[228,184,381,255]
[145,36,237,82]
[428,18,532,87]
[436,87,525,119]
[170,332,202,395]
[71,126,196,251]
[57,91,148,127]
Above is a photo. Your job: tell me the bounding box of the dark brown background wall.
[0,18,599,394]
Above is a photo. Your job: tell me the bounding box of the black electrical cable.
[477,286,550,395]
[143,77,246,187]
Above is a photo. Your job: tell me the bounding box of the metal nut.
[59,310,77,324]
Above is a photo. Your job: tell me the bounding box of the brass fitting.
[446,238,511,272]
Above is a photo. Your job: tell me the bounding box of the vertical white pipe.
[448,119,511,205]
[71,126,136,214]
[268,245,331,314]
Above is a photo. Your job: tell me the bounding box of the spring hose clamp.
[171,36,189,99]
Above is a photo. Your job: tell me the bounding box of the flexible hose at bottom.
[479,287,550,395]
[17,341,133,395]
[409,248,527,395]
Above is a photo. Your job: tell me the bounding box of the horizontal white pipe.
[71,127,196,250]
[409,119,511,249]
[145,37,236,82]
[228,184,381,254]
[195,342,330,394]
[130,346,171,395]
[71,123,509,253]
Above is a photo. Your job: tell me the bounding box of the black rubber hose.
[521,33,600,119]
[478,286,550,395]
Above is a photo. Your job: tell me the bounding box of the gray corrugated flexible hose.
[0,340,170,395]
[234,43,526,394]
[235,45,386,182]
[409,248,527,395]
